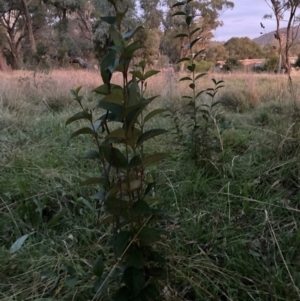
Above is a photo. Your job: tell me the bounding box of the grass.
[1,69,300,300]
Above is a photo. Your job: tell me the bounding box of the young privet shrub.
[66,1,168,300]
[172,0,225,165]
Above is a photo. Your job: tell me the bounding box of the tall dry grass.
[1,69,300,120]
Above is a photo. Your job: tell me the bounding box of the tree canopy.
[0,0,244,70]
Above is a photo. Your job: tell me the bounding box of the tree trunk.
[22,0,36,54]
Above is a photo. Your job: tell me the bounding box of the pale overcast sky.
[213,0,278,41]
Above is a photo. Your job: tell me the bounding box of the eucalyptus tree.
[162,0,234,70]
[264,0,300,74]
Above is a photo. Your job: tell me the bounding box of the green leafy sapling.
[66,1,169,300]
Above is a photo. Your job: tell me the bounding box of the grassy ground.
[1,69,300,300]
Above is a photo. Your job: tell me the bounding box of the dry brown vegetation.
[1,69,300,114]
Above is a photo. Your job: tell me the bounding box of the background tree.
[163,0,234,70]
[224,37,263,59]
[264,0,300,74]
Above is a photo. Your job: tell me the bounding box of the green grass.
[2,72,300,300]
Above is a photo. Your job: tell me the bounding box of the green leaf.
[190,37,200,48]
[173,33,189,38]
[171,1,185,8]
[111,231,131,257]
[90,191,105,200]
[83,150,101,159]
[186,16,193,26]
[187,64,196,72]
[179,76,192,82]
[93,84,122,95]
[70,127,95,139]
[144,109,167,123]
[127,246,144,268]
[109,25,123,47]
[10,234,29,254]
[128,155,142,169]
[98,102,124,119]
[65,111,92,126]
[176,57,191,64]
[106,128,126,141]
[195,72,206,81]
[123,26,144,41]
[172,11,186,16]
[129,200,152,216]
[80,177,105,186]
[137,227,168,245]
[114,286,131,301]
[93,256,104,277]
[142,153,168,167]
[123,267,145,297]
[78,197,95,212]
[193,49,205,60]
[136,129,168,147]
[124,42,144,57]
[144,70,160,80]
[100,16,116,25]
[196,90,206,98]
[190,27,202,36]
[130,70,143,80]
[103,147,127,168]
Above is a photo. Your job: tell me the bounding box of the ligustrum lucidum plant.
[172,0,225,165]
[66,0,169,300]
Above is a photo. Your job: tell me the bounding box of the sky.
[213,0,279,41]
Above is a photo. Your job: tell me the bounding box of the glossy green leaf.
[186,16,193,25]
[111,231,131,257]
[136,129,168,147]
[129,200,152,216]
[142,153,168,167]
[190,27,202,36]
[128,155,142,169]
[176,57,191,64]
[187,64,196,72]
[193,49,205,60]
[195,72,206,81]
[103,147,127,168]
[98,102,124,119]
[123,26,144,41]
[172,11,186,16]
[179,76,192,82]
[106,128,126,141]
[144,109,167,123]
[144,70,160,80]
[173,33,189,38]
[109,25,123,47]
[10,234,29,254]
[171,1,185,8]
[137,227,168,245]
[100,16,116,25]
[130,70,143,80]
[70,127,95,139]
[93,256,104,277]
[93,84,123,95]
[65,111,92,126]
